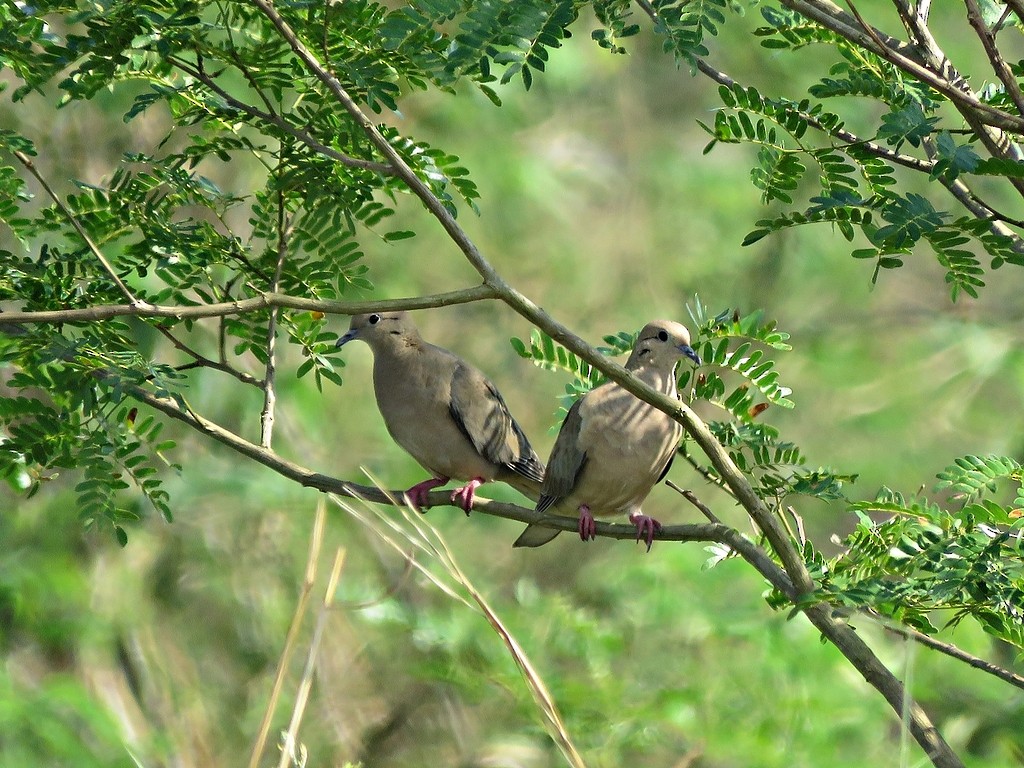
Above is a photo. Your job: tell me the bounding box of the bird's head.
[628,320,701,370]
[335,311,419,352]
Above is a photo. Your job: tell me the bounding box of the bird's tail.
[500,474,563,547]
[512,523,562,548]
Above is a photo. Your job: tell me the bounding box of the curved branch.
[124,379,771,553]
[878,616,1024,692]
[782,0,1024,133]
[0,284,500,326]
[245,4,965,765]
[963,0,1024,116]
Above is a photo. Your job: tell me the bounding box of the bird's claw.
[629,512,662,552]
[450,477,484,515]
[404,477,449,512]
[578,505,596,541]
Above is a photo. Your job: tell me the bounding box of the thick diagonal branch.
[248,4,964,764]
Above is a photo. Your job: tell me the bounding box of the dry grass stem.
[248,499,327,768]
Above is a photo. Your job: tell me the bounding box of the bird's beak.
[336,329,359,348]
[680,344,701,365]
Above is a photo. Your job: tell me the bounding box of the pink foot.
[578,504,596,541]
[451,477,484,515]
[629,511,662,552]
[404,476,449,512]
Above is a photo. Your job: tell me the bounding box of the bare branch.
[918,0,932,24]
[668,480,722,524]
[0,284,500,326]
[261,189,291,448]
[878,616,1024,692]
[122,379,743,544]
[963,0,1024,116]
[14,150,143,306]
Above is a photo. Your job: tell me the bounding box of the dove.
[336,311,544,513]
[513,320,700,550]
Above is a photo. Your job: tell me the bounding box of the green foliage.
[694,13,1024,301]
[821,482,1024,650]
[815,457,1024,648]
[3,2,1024,764]
[648,0,734,67]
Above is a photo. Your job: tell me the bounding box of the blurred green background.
[2,4,1024,767]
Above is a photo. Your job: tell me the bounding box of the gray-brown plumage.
[513,320,700,550]
[336,311,544,512]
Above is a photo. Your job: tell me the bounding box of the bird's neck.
[371,335,421,360]
[631,362,679,398]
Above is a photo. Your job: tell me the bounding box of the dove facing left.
[336,311,545,513]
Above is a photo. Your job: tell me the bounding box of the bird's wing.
[536,398,587,514]
[448,362,544,481]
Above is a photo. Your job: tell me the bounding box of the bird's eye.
[657,330,669,342]
[368,314,380,325]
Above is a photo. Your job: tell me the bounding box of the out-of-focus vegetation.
[1,1,1023,767]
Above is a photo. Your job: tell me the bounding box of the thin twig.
[963,0,1024,116]
[276,547,345,768]
[167,55,394,175]
[154,325,262,386]
[876,614,1024,692]
[261,184,291,448]
[667,480,722,523]
[13,150,143,306]
[1007,0,1024,26]
[248,500,327,768]
[0,284,500,326]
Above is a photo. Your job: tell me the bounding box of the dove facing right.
[513,320,700,551]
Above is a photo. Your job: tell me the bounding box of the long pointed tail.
[512,524,562,548]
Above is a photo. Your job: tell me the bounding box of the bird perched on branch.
[336,311,544,513]
[513,320,701,551]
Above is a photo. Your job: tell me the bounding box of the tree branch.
[245,4,966,764]
[166,54,395,175]
[13,150,143,306]
[154,325,262,387]
[123,379,750,545]
[260,187,291,448]
[676,11,1024,249]
[129,371,979,768]
[0,285,500,326]
[878,616,1024,692]
[963,0,1024,117]
[781,0,1024,133]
